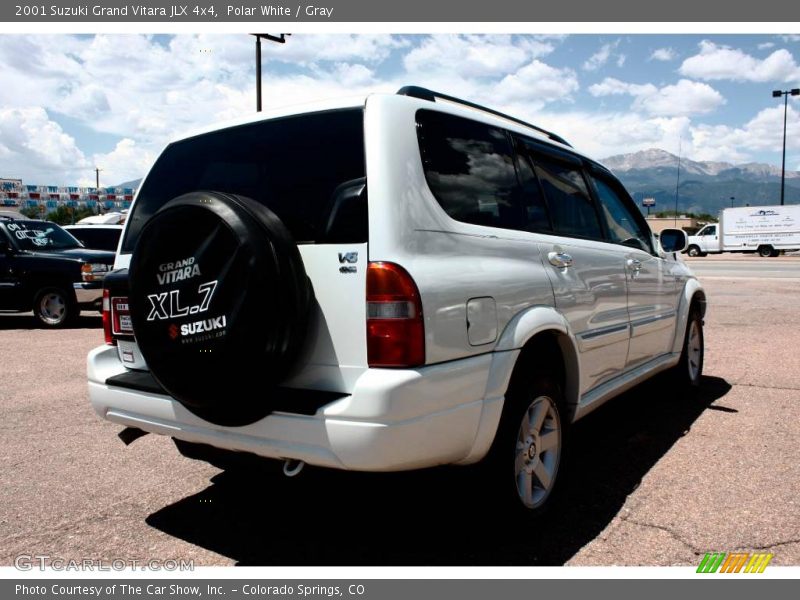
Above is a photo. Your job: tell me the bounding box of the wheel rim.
[514,395,561,509]
[687,319,703,382]
[38,292,66,324]
[688,247,698,257]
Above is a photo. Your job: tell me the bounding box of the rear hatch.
[107,107,369,394]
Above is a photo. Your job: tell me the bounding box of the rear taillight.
[102,291,131,345]
[102,289,113,345]
[111,296,132,336]
[366,262,425,367]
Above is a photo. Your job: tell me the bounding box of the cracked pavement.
[1,264,798,566]
[568,274,800,565]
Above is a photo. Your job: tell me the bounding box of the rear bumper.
[73,281,102,307]
[87,345,504,471]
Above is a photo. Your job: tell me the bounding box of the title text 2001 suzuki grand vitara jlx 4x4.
[87,87,705,513]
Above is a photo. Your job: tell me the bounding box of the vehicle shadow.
[0,313,102,330]
[146,374,731,565]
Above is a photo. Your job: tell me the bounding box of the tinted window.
[702,225,716,236]
[416,110,523,230]
[527,153,603,240]
[591,175,653,253]
[512,143,552,232]
[71,228,121,251]
[4,220,80,251]
[122,109,365,252]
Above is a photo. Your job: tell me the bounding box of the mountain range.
[600,148,800,216]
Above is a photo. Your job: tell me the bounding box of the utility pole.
[251,34,289,112]
[94,167,103,215]
[772,88,800,205]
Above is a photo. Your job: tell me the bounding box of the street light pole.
[730,196,735,208]
[251,34,289,112]
[772,88,800,206]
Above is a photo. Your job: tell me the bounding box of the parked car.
[77,211,127,225]
[64,224,123,252]
[88,87,705,514]
[0,217,115,326]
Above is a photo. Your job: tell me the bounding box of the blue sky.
[0,34,798,186]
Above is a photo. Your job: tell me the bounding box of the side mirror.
[659,228,688,253]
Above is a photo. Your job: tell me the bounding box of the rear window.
[122,108,365,252]
[70,228,121,251]
[416,110,524,231]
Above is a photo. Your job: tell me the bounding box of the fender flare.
[671,277,707,354]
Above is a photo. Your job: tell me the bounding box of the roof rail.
[396,85,572,147]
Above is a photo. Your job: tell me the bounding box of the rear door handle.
[548,251,573,268]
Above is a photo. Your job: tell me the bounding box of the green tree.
[45,205,95,225]
[19,206,42,219]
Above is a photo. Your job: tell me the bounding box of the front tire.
[674,305,704,388]
[33,287,75,328]
[686,245,702,257]
[484,368,566,515]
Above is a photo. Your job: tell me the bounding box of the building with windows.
[0,178,135,213]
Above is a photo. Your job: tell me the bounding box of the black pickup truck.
[0,217,115,327]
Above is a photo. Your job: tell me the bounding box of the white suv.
[87,87,705,513]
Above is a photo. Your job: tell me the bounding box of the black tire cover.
[128,191,312,426]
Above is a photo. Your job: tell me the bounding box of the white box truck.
[686,205,800,257]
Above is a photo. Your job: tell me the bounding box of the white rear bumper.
[87,345,508,471]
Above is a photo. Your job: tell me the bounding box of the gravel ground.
[1,272,798,566]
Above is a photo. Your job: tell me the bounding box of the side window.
[527,151,603,240]
[590,175,653,253]
[704,225,716,236]
[512,142,553,233]
[416,110,523,230]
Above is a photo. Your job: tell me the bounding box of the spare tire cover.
[128,191,312,426]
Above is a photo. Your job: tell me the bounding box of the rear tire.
[33,287,75,328]
[482,365,567,516]
[758,245,774,258]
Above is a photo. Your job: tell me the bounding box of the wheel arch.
[671,278,707,354]
[458,306,581,465]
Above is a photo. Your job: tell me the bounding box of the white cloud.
[531,110,691,160]
[583,40,623,71]
[589,77,725,117]
[589,78,656,97]
[494,61,579,105]
[403,35,554,79]
[690,105,800,162]
[0,107,89,182]
[84,139,156,188]
[758,42,776,50]
[679,40,800,82]
[650,47,677,61]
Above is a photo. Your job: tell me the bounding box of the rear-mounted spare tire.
[128,191,312,426]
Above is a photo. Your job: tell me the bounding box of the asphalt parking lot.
[1,253,799,567]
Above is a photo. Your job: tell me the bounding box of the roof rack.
[396,85,571,148]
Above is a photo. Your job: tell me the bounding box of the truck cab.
[687,224,719,257]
